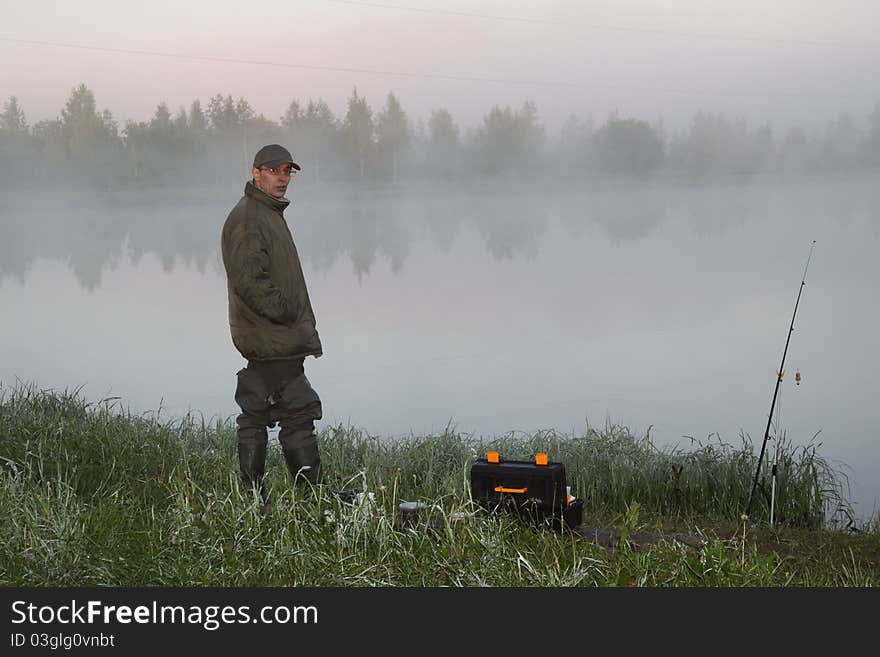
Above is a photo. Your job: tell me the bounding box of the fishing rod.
[745,240,816,521]
[769,379,783,528]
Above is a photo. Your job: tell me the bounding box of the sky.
[1,0,879,135]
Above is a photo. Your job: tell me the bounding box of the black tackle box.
[470,451,584,530]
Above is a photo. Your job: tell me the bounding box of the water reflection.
[0,176,877,289]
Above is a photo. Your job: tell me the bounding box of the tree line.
[1,83,879,189]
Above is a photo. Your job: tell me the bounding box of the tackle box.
[470,451,584,530]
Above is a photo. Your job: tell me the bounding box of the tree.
[344,88,374,180]
[428,108,460,179]
[296,99,340,183]
[593,114,665,175]
[189,100,208,135]
[751,123,775,174]
[779,127,812,173]
[206,93,260,176]
[61,85,107,142]
[676,112,771,178]
[0,96,27,133]
[0,96,32,184]
[173,106,188,132]
[375,92,410,183]
[515,100,545,168]
[184,99,209,168]
[822,112,861,170]
[473,105,517,175]
[243,113,282,160]
[144,102,180,182]
[280,99,306,168]
[471,102,544,176]
[235,98,255,125]
[23,118,64,185]
[151,102,172,132]
[58,84,121,181]
[122,119,148,181]
[555,113,593,175]
[207,94,242,134]
[281,100,304,132]
[60,84,118,149]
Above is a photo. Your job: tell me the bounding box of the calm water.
[2,176,878,519]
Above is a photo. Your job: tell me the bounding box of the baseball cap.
[253,144,302,171]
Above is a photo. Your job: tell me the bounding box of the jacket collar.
[245,180,290,213]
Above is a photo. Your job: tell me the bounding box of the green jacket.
[221,181,322,361]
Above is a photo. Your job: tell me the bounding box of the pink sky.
[2,0,878,133]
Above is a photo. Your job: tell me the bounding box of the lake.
[2,174,878,520]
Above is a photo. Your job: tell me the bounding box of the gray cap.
[252,144,302,171]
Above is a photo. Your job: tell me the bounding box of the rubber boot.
[280,428,323,487]
[238,440,269,514]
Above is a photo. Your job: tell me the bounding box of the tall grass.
[324,425,852,528]
[1,383,875,586]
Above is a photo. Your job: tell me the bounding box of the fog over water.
[1,175,878,519]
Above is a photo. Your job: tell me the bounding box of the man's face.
[253,163,295,198]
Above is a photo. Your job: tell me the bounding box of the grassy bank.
[1,383,877,586]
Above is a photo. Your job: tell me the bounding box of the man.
[221,144,324,506]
